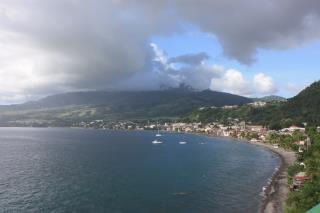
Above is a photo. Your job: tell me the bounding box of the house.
[294,141,305,146]
[280,126,305,134]
[248,101,267,107]
[204,127,213,134]
[293,172,309,189]
[246,125,264,133]
[293,140,305,152]
[288,126,305,132]
[223,105,238,109]
[259,134,266,141]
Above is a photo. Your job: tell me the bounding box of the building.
[248,101,267,107]
[293,172,309,190]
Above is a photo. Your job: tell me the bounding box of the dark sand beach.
[249,141,296,213]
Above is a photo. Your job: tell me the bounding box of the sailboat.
[155,123,162,137]
[156,129,162,137]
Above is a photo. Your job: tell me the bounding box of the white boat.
[179,141,187,144]
[152,139,163,144]
[156,132,162,137]
[156,128,162,137]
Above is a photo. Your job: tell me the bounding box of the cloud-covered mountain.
[0,87,252,124]
[0,0,319,103]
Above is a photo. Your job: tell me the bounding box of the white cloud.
[253,73,278,94]
[116,44,223,91]
[0,0,316,103]
[209,70,279,96]
[120,44,278,97]
[210,69,252,95]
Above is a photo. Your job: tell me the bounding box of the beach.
[248,141,297,213]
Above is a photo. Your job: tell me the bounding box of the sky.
[0,0,320,104]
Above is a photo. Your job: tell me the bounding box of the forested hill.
[286,81,320,124]
[1,80,319,126]
[185,80,320,128]
[21,88,252,110]
[0,87,253,123]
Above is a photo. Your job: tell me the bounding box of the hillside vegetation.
[285,127,320,212]
[185,80,320,128]
[0,86,252,125]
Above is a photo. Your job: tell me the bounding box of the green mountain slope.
[185,80,320,127]
[286,81,320,124]
[0,87,253,125]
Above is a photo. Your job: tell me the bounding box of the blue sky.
[152,31,320,98]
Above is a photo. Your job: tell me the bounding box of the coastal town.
[73,117,308,146]
[73,116,317,192]
[71,116,320,212]
[1,100,318,212]
[74,118,305,140]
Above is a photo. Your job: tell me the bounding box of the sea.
[0,128,280,213]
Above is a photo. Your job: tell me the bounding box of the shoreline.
[0,127,297,212]
[249,141,296,213]
[194,133,296,213]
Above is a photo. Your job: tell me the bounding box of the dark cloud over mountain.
[0,0,319,103]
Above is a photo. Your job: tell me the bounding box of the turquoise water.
[0,128,279,212]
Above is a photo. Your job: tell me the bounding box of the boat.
[179,141,187,144]
[155,127,162,137]
[152,139,163,144]
[156,130,162,137]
